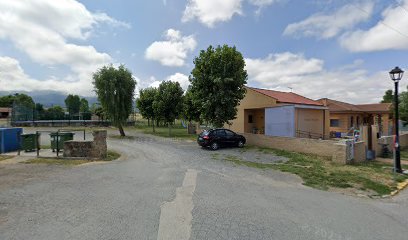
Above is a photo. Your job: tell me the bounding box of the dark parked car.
[197,129,246,150]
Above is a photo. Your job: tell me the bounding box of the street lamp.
[389,66,404,173]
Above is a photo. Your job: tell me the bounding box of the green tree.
[93,64,136,136]
[44,105,65,120]
[189,45,248,127]
[80,98,91,120]
[65,94,81,117]
[183,87,200,123]
[153,81,184,136]
[381,89,393,103]
[137,87,158,132]
[0,93,34,108]
[35,103,45,120]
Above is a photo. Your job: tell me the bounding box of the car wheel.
[211,142,219,150]
[237,140,244,148]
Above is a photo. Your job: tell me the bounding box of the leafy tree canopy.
[381,89,393,103]
[189,45,248,127]
[183,87,200,123]
[153,81,184,125]
[65,94,81,115]
[0,93,35,108]
[93,64,136,136]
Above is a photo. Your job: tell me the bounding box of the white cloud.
[0,56,87,93]
[182,0,243,27]
[249,0,278,15]
[145,29,197,67]
[284,2,374,39]
[0,0,130,95]
[245,53,396,103]
[147,73,190,91]
[340,0,408,52]
[166,73,190,90]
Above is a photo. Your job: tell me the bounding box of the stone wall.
[243,133,366,164]
[242,133,341,158]
[63,130,107,159]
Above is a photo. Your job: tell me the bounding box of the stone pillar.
[92,130,107,159]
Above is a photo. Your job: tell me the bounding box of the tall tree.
[189,45,248,127]
[381,89,393,103]
[93,64,136,136]
[0,93,34,108]
[80,98,91,120]
[80,98,89,113]
[153,81,184,136]
[64,94,81,116]
[137,87,158,132]
[183,87,200,123]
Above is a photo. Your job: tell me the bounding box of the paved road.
[1,131,408,240]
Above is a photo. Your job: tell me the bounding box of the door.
[215,129,227,146]
[224,129,236,146]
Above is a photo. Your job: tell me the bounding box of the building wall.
[329,112,391,136]
[296,108,325,137]
[226,88,276,133]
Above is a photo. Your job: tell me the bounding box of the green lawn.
[0,155,13,161]
[133,124,197,140]
[23,150,121,165]
[217,146,408,196]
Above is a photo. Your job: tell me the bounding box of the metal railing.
[296,130,324,139]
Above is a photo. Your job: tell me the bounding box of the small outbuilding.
[226,87,329,139]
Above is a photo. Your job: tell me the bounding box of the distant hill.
[0,91,98,108]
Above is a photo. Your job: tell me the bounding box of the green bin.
[21,133,39,152]
[50,132,75,152]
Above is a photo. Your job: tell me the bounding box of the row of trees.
[0,92,94,121]
[382,88,408,123]
[137,45,247,135]
[89,45,247,137]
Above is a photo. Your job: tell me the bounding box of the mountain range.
[0,91,98,108]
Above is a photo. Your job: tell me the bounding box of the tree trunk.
[148,118,150,126]
[152,118,155,133]
[118,124,126,136]
[168,123,171,137]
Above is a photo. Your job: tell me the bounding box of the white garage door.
[265,106,295,137]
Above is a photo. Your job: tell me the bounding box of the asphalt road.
[1,130,408,240]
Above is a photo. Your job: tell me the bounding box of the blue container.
[0,128,23,153]
[335,132,342,138]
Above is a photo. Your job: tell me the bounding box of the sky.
[0,0,408,104]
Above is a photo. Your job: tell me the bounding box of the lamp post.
[389,66,404,173]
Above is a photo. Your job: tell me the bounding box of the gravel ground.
[0,128,408,240]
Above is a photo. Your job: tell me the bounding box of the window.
[356,116,360,126]
[350,116,354,127]
[225,130,235,137]
[248,115,253,123]
[330,119,340,127]
[216,130,226,137]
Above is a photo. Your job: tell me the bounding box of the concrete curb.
[390,179,408,196]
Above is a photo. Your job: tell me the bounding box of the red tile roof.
[248,87,323,106]
[0,107,11,113]
[319,98,391,113]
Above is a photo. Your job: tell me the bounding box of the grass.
[0,155,13,161]
[23,158,89,165]
[400,149,408,159]
[216,146,408,196]
[23,150,121,165]
[134,124,197,140]
[106,150,121,161]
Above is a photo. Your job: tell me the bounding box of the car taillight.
[203,135,209,140]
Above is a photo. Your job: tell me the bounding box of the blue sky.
[0,0,408,103]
